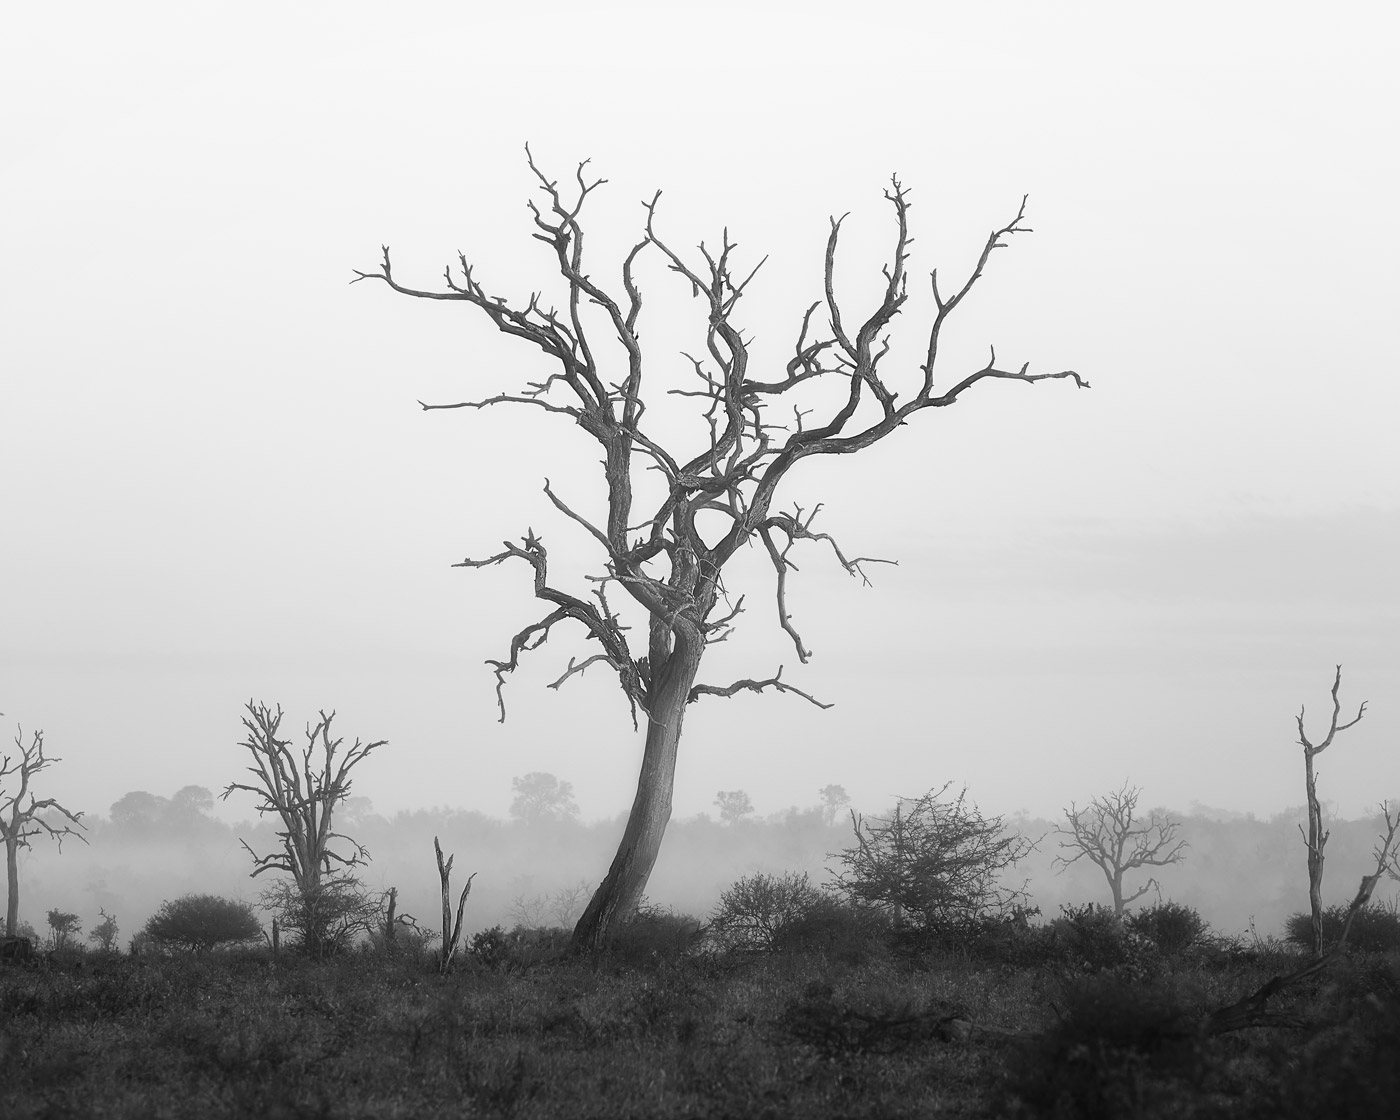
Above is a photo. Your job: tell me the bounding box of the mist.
[14,780,1397,951]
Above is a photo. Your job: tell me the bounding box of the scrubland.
[4,902,1398,1119]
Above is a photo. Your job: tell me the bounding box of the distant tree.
[221,700,385,956]
[46,908,81,952]
[509,772,580,823]
[108,790,169,836]
[166,785,217,829]
[832,784,1034,929]
[88,908,120,952]
[819,784,851,826]
[340,795,377,829]
[715,790,755,825]
[1293,665,1367,953]
[2,725,87,936]
[354,153,1087,950]
[1054,782,1187,915]
[143,894,262,953]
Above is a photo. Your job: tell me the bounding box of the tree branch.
[689,666,833,709]
[1296,663,1367,758]
[455,531,647,724]
[757,505,894,663]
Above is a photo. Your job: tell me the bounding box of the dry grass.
[2,938,1396,1119]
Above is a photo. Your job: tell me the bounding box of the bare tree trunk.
[892,804,906,931]
[571,645,702,952]
[384,886,398,948]
[435,836,475,973]
[4,835,17,937]
[1303,749,1327,954]
[1293,667,1366,957]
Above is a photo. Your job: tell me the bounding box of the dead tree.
[1295,666,1366,954]
[434,836,475,973]
[1205,803,1398,1035]
[1,726,86,937]
[1054,782,1186,915]
[221,701,385,952]
[354,149,1087,950]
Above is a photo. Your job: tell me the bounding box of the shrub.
[1243,964,1400,1119]
[780,979,971,1058]
[46,909,82,952]
[1006,974,1204,1117]
[771,897,891,964]
[605,905,705,966]
[87,908,120,953]
[375,914,442,959]
[830,784,1035,929]
[1052,902,1158,975]
[904,905,1055,966]
[143,894,262,953]
[1126,900,1207,957]
[259,875,381,957]
[1,935,35,962]
[709,871,829,952]
[466,924,570,971]
[1284,902,1400,954]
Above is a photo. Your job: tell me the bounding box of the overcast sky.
[4,1,1397,829]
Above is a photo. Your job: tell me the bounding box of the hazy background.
[4,0,1397,873]
[10,791,1396,949]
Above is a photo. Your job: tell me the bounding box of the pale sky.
[3,1,1397,830]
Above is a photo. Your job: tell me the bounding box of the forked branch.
[758,506,894,662]
[455,532,647,724]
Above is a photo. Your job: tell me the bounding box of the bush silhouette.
[1007,974,1203,1117]
[1052,902,1159,975]
[142,894,262,953]
[1126,900,1207,957]
[1284,903,1400,954]
[606,905,705,966]
[710,871,829,952]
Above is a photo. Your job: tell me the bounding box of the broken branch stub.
[435,836,476,974]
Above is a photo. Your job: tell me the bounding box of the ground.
[2,931,1396,1119]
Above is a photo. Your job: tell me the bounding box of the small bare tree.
[221,701,385,954]
[355,150,1087,949]
[1,725,87,937]
[434,836,475,974]
[1295,665,1366,954]
[1055,782,1187,915]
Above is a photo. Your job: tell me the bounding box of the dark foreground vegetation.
[4,904,1398,1120]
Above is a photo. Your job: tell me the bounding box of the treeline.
[14,788,1398,951]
